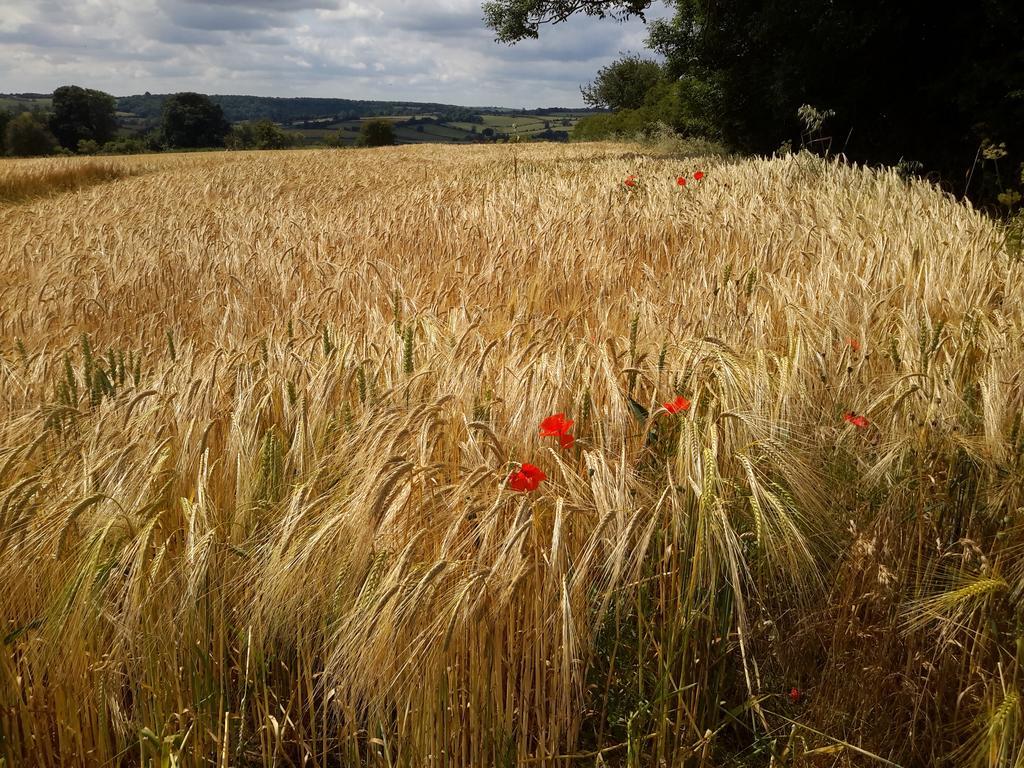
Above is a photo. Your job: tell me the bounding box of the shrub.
[99,137,152,155]
[226,120,298,150]
[323,130,348,148]
[356,119,396,147]
[5,112,57,157]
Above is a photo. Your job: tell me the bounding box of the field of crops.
[1,144,1022,767]
[291,112,585,145]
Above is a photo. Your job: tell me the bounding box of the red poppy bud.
[693,171,704,181]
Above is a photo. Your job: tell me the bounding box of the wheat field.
[1,143,1022,767]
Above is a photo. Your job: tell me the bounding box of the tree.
[5,112,57,156]
[161,93,230,149]
[483,0,649,42]
[225,122,256,150]
[0,110,12,155]
[654,1,1024,196]
[226,119,296,150]
[49,85,117,151]
[485,0,1024,200]
[251,119,295,149]
[324,130,348,148]
[580,54,663,111]
[356,119,396,148]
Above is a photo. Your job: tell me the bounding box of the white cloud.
[1,0,673,106]
[316,2,382,22]
[0,5,34,33]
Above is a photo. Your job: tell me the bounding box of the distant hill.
[1,91,601,147]
[115,94,497,126]
[0,93,52,112]
[112,93,593,123]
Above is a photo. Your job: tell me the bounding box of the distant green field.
[0,90,595,148]
[289,111,587,146]
[419,124,472,139]
[0,95,51,112]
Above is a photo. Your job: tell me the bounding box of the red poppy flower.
[540,413,576,450]
[539,413,574,437]
[843,412,869,429]
[663,395,691,414]
[847,337,861,352]
[624,175,637,188]
[508,463,546,492]
[693,171,704,181]
[676,176,686,186]
[789,687,801,703]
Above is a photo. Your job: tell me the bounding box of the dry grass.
[0,144,1022,767]
[0,157,150,205]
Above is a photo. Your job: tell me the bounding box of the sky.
[1,0,672,107]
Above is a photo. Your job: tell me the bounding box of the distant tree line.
[1,86,581,158]
[114,94,489,127]
[0,88,311,156]
[485,0,1024,203]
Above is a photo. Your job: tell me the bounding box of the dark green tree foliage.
[49,85,117,150]
[486,0,1024,198]
[651,0,1024,194]
[100,134,161,155]
[161,92,230,149]
[356,119,396,148]
[324,130,348,148]
[226,119,298,150]
[572,108,657,140]
[0,110,12,154]
[483,0,650,42]
[5,112,56,156]
[572,74,714,140]
[252,120,297,149]
[580,54,663,111]
[118,94,488,125]
[225,123,254,150]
